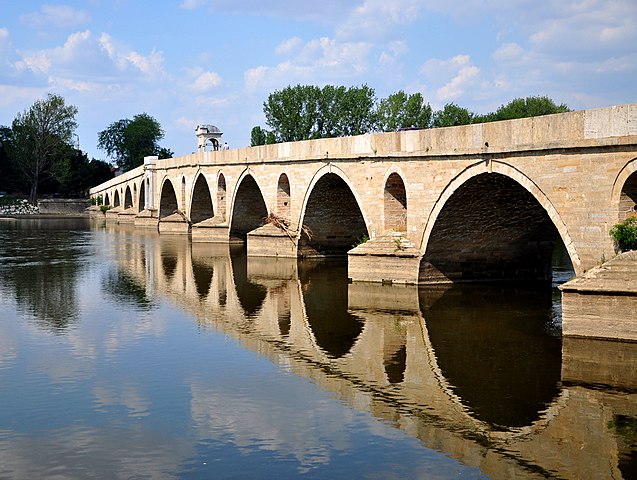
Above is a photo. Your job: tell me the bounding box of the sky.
[0,0,635,162]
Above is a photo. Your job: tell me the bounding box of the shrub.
[90,197,97,205]
[100,205,111,213]
[610,217,637,252]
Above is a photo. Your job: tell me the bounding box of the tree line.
[1,93,172,204]
[251,85,570,145]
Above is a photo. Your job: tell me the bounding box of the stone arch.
[113,190,121,208]
[181,176,186,211]
[611,157,637,221]
[229,170,268,242]
[159,177,179,219]
[419,160,580,283]
[298,165,370,255]
[277,173,291,221]
[217,172,227,220]
[124,185,133,209]
[133,183,137,208]
[190,171,214,224]
[384,171,407,232]
[104,193,110,206]
[138,179,146,211]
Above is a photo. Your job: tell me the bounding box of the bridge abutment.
[348,232,421,284]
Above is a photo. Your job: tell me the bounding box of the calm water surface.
[0,218,635,479]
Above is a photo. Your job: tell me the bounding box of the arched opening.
[124,186,133,209]
[159,179,179,219]
[133,184,137,208]
[420,173,573,284]
[217,174,227,220]
[384,172,407,232]
[277,173,291,221]
[113,190,120,208]
[138,181,146,211]
[229,175,267,242]
[190,174,214,224]
[300,173,368,256]
[181,176,186,211]
[104,193,110,206]
[619,171,637,220]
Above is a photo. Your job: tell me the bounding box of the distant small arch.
[113,190,121,208]
[384,172,407,232]
[190,172,214,224]
[159,177,179,219]
[138,180,146,211]
[217,173,227,220]
[124,185,133,209]
[181,176,187,211]
[611,157,637,222]
[277,173,291,221]
[229,171,268,241]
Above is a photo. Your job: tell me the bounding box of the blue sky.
[0,1,635,161]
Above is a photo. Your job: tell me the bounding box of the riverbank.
[0,197,89,217]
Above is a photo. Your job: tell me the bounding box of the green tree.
[263,85,322,142]
[376,91,432,132]
[262,84,377,142]
[0,126,14,193]
[335,84,377,137]
[432,103,474,128]
[489,96,570,121]
[97,113,173,172]
[251,126,268,146]
[9,93,78,204]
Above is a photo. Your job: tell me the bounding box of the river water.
[0,218,635,479]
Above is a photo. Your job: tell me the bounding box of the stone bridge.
[89,104,637,285]
[102,224,637,480]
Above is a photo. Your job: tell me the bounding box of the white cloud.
[336,0,424,40]
[192,71,222,92]
[245,36,371,91]
[275,37,303,56]
[420,55,480,102]
[99,33,166,77]
[20,4,91,29]
[378,40,407,66]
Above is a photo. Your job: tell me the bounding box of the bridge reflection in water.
[107,224,637,479]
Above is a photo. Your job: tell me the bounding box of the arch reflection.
[299,259,364,359]
[420,283,562,428]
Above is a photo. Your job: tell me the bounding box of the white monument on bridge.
[196,124,223,151]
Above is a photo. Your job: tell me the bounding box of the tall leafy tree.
[0,126,14,193]
[262,84,377,143]
[377,91,432,132]
[250,126,268,146]
[490,96,571,121]
[335,84,377,137]
[9,93,78,204]
[432,103,474,128]
[263,85,322,142]
[97,113,173,172]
